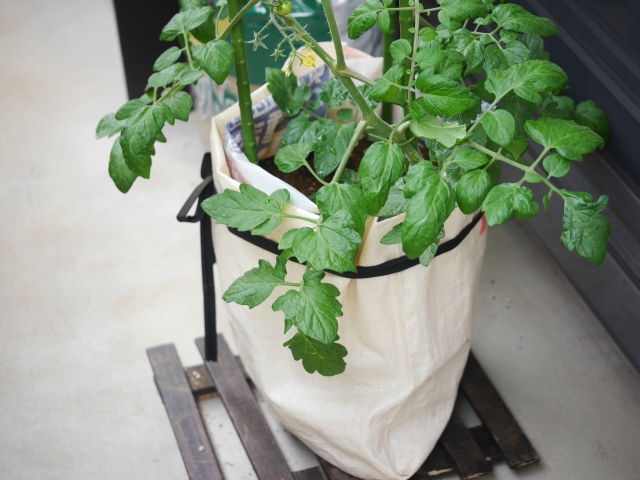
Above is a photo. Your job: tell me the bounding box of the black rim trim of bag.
[178,174,483,279]
[227,212,483,279]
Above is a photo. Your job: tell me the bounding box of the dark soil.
[259,138,373,197]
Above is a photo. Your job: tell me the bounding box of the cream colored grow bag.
[208,51,487,480]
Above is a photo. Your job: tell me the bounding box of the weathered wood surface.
[147,344,223,480]
[196,335,294,480]
[292,466,329,480]
[460,353,539,469]
[439,412,492,479]
[185,364,216,396]
[318,459,359,480]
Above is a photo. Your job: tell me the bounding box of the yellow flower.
[301,53,316,68]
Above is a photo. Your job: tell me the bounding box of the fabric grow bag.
[206,49,488,479]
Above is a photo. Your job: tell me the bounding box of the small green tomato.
[276,1,293,15]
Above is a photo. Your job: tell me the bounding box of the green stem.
[216,0,262,40]
[282,213,319,224]
[283,16,424,164]
[304,161,329,185]
[331,120,368,184]
[389,116,410,143]
[381,0,397,123]
[398,0,413,116]
[319,0,346,70]
[228,0,258,164]
[182,31,195,69]
[516,148,550,186]
[408,1,420,94]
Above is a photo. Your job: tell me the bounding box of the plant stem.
[283,16,423,164]
[182,30,195,69]
[282,213,319,224]
[319,0,346,70]
[398,0,413,116]
[304,161,329,185]
[227,0,258,164]
[381,0,397,123]
[216,0,262,40]
[331,120,368,184]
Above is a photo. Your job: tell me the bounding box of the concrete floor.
[1,1,639,479]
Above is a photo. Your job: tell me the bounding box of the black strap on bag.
[178,154,483,358]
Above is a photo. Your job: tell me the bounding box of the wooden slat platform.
[148,335,539,480]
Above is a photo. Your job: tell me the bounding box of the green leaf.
[524,117,605,161]
[451,35,485,71]
[504,40,530,64]
[336,108,353,123]
[274,270,342,344]
[524,172,543,183]
[291,210,362,273]
[223,258,287,308]
[359,142,406,215]
[405,161,439,197]
[377,10,391,34]
[378,178,410,217]
[504,135,528,161]
[560,191,610,265]
[314,121,358,177]
[347,0,382,40]
[266,68,312,116]
[108,138,138,193]
[281,115,315,146]
[454,148,489,169]
[543,153,570,178]
[410,114,467,149]
[492,4,558,37]
[201,184,290,234]
[390,39,412,62]
[574,100,611,142]
[381,223,402,245]
[192,40,234,85]
[415,49,446,75]
[402,173,456,258]
[96,113,126,139]
[275,143,316,173]
[369,64,406,106]
[483,44,510,72]
[482,183,538,225]
[160,7,214,41]
[178,69,203,86]
[436,50,466,79]
[159,90,193,122]
[147,62,190,89]
[115,99,147,121]
[456,169,492,214]
[487,161,502,186]
[520,33,547,60]
[419,27,438,42]
[482,109,515,147]
[119,104,168,178]
[283,331,347,376]
[485,60,567,103]
[316,183,367,236]
[543,190,552,211]
[319,78,349,111]
[154,46,182,71]
[415,74,480,116]
[437,0,488,21]
[419,228,445,267]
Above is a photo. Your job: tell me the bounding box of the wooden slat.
[439,412,492,479]
[411,444,453,479]
[318,459,359,480]
[196,336,293,480]
[186,365,216,396]
[460,353,539,469]
[292,466,329,480]
[468,425,502,464]
[186,358,252,397]
[147,344,223,480]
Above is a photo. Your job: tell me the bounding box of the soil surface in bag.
[258,139,371,196]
